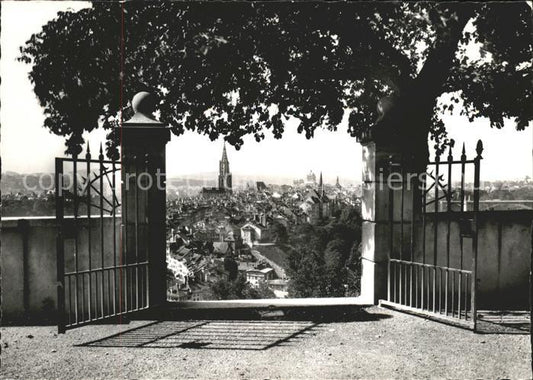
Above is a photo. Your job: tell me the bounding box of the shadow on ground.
[78,320,319,350]
[77,306,391,351]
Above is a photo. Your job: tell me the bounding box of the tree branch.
[414,4,478,103]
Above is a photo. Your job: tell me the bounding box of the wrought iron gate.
[381,140,483,330]
[55,144,150,332]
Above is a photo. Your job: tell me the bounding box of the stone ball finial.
[132,91,157,115]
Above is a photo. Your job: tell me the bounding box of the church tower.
[318,172,324,197]
[218,143,232,192]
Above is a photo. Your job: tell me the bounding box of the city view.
[3,141,533,303]
[166,143,363,301]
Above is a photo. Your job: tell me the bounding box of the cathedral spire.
[218,141,232,192]
[221,141,228,162]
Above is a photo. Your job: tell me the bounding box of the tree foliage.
[223,255,238,280]
[270,220,288,244]
[286,205,362,297]
[209,273,275,300]
[19,2,532,158]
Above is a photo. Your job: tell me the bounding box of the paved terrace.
[1,306,530,379]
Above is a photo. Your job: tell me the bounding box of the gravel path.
[1,307,530,379]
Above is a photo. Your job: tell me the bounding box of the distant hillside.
[168,177,217,187]
[1,172,53,194]
[167,173,359,187]
[1,171,359,196]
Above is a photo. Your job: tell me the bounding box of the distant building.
[267,279,289,298]
[166,254,192,284]
[218,143,232,191]
[201,143,232,197]
[188,283,211,301]
[213,242,232,255]
[256,181,268,192]
[305,170,317,185]
[300,172,331,224]
[193,226,221,242]
[200,187,227,198]
[293,179,304,186]
[241,221,269,247]
[246,267,275,287]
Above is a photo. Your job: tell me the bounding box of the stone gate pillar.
[121,91,170,307]
[359,136,421,304]
[360,141,395,303]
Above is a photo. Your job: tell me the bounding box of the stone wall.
[1,216,120,324]
[415,210,533,310]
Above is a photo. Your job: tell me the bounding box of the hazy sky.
[1,1,532,183]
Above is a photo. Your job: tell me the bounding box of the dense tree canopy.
[286,205,362,297]
[19,2,532,160]
[210,272,275,300]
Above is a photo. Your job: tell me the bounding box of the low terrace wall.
[414,210,533,310]
[1,216,120,324]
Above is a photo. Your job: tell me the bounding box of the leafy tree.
[230,273,251,299]
[324,239,346,270]
[204,241,214,255]
[270,220,288,244]
[209,273,268,300]
[286,205,362,297]
[19,2,531,161]
[345,242,362,296]
[286,246,326,298]
[223,255,238,280]
[256,281,276,299]
[339,206,363,228]
[290,223,315,247]
[209,277,232,300]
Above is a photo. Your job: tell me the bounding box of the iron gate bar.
[74,155,81,326]
[143,154,149,308]
[55,158,66,333]
[123,154,128,316]
[59,157,120,164]
[86,146,94,321]
[433,153,439,313]
[56,145,150,332]
[427,159,477,165]
[400,158,405,263]
[445,146,452,316]
[389,260,473,316]
[100,145,105,318]
[471,140,483,330]
[460,144,466,215]
[134,155,139,311]
[379,300,474,330]
[112,158,117,316]
[383,140,482,331]
[64,262,149,276]
[410,170,416,308]
[387,157,394,303]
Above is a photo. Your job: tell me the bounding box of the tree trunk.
[372,5,476,168]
